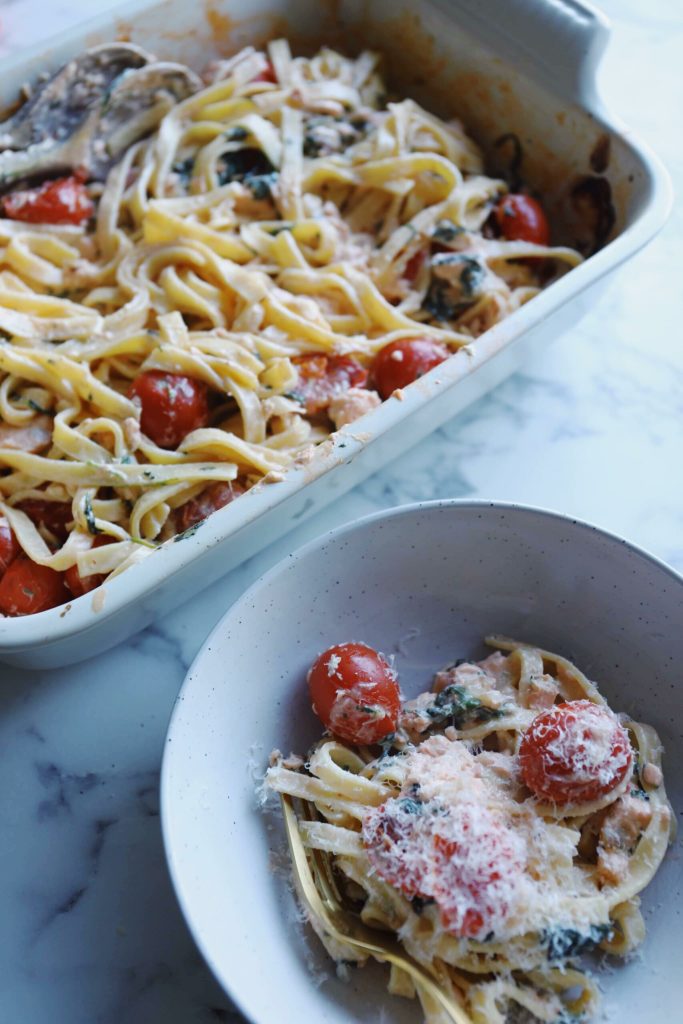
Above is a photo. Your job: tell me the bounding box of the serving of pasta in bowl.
[0,0,672,667]
[161,501,683,1024]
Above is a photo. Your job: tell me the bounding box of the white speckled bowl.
[161,501,683,1024]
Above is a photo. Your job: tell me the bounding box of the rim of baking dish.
[0,0,673,650]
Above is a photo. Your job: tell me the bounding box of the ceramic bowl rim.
[160,497,683,1018]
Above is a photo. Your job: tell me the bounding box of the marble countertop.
[0,1,681,1021]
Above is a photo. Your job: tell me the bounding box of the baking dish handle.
[447,0,611,103]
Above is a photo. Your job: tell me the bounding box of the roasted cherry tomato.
[0,517,19,575]
[292,355,368,416]
[0,555,68,616]
[129,371,211,449]
[175,480,247,534]
[430,809,523,939]
[362,797,522,940]
[15,499,73,543]
[251,60,277,84]
[403,249,426,284]
[519,699,633,805]
[64,535,111,599]
[308,641,400,745]
[493,193,550,245]
[372,337,450,400]
[2,175,94,225]
[361,798,427,899]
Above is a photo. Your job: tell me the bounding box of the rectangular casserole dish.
[0,0,671,668]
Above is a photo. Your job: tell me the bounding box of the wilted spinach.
[424,685,505,729]
[543,923,614,961]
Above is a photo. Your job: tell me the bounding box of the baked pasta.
[267,637,673,1023]
[0,42,582,614]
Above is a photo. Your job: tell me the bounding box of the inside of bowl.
[163,503,682,1024]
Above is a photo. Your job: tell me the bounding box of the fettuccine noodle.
[267,638,673,1024]
[0,42,582,599]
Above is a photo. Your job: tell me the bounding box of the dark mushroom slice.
[0,43,153,152]
[0,61,201,189]
[86,62,202,179]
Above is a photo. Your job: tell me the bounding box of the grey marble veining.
[0,1,681,1021]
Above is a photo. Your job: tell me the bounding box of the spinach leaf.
[410,895,435,915]
[246,172,278,201]
[543,923,614,961]
[396,797,424,816]
[172,156,195,187]
[460,257,486,297]
[425,685,505,729]
[27,398,50,414]
[226,126,248,141]
[83,495,102,535]
[423,279,461,321]
[217,147,274,186]
[431,219,464,244]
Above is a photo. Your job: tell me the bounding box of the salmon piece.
[328,387,380,429]
[520,673,559,711]
[600,795,652,851]
[0,415,52,453]
[597,847,630,886]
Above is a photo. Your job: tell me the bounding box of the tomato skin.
[361,798,426,899]
[2,175,94,225]
[403,249,426,284]
[15,499,73,543]
[519,700,633,805]
[308,642,400,745]
[129,371,211,449]
[363,797,522,940]
[251,60,277,84]
[373,338,450,400]
[175,480,246,533]
[0,555,68,616]
[430,810,524,939]
[64,535,111,598]
[292,355,368,416]
[493,194,550,245]
[0,517,20,575]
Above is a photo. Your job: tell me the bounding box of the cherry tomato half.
[430,809,523,939]
[361,798,426,899]
[129,371,211,449]
[292,355,368,416]
[64,535,111,599]
[403,249,426,284]
[3,175,94,225]
[362,797,522,940]
[493,193,550,245]
[251,60,277,84]
[308,641,400,745]
[15,499,73,544]
[0,517,19,575]
[175,480,246,534]
[0,556,68,616]
[373,337,450,400]
[519,699,633,805]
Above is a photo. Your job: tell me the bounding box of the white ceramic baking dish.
[0,0,672,668]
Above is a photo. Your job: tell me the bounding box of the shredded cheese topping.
[266,637,673,1024]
